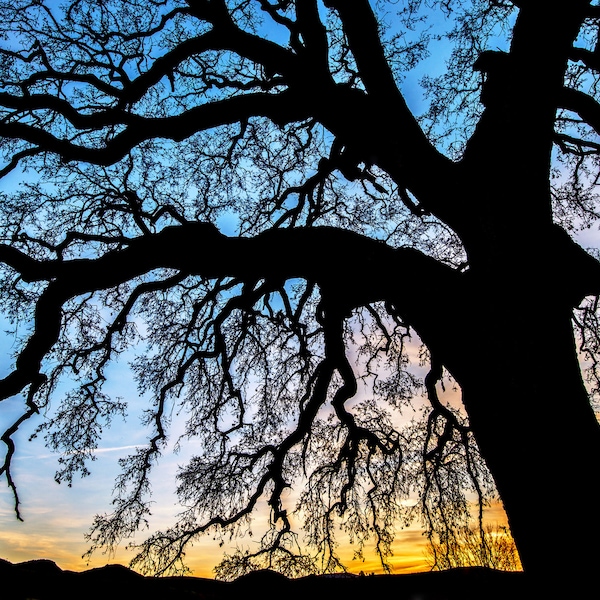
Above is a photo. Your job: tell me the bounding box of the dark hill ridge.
[1,558,530,600]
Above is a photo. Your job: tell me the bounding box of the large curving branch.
[294,0,330,76]
[3,221,600,405]
[558,86,600,136]
[321,0,452,202]
[323,0,401,101]
[0,89,312,167]
[0,224,461,405]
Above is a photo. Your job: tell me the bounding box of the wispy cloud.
[14,444,144,461]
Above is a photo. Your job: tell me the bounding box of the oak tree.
[1,0,599,586]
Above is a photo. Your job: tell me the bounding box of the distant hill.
[1,558,530,600]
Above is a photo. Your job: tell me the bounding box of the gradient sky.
[3,177,583,579]
[1,2,592,579]
[0,326,513,578]
[0,408,511,578]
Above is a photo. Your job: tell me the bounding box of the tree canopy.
[1,0,600,584]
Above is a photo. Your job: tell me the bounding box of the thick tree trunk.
[457,303,600,581]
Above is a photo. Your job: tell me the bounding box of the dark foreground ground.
[1,558,533,600]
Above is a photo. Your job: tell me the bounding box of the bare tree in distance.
[0,0,599,589]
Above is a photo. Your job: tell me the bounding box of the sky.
[0,324,513,577]
[0,0,583,580]
[0,373,510,579]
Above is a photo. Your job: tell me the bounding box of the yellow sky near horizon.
[0,303,524,581]
[0,505,511,578]
[0,426,512,579]
[0,481,429,576]
[0,335,517,580]
[0,500,508,578]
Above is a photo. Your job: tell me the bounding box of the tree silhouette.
[0,0,599,588]
[426,524,522,572]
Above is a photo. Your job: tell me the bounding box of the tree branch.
[0,224,460,404]
[558,86,600,136]
[0,90,312,166]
